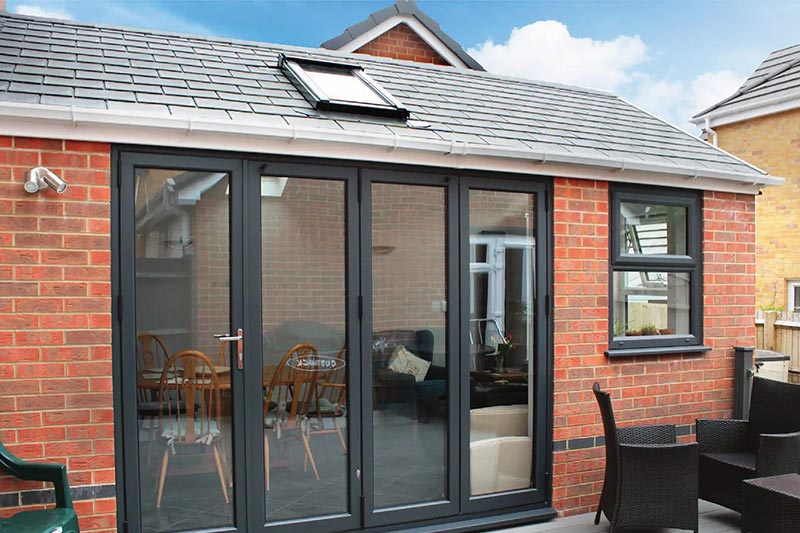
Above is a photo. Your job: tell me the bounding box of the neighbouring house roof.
[321,0,484,71]
[692,43,800,127]
[0,12,780,192]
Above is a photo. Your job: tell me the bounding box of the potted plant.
[494,334,513,372]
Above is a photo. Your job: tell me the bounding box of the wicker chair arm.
[696,418,749,453]
[617,424,676,445]
[756,431,800,477]
[617,442,698,523]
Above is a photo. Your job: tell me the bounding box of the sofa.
[372,329,445,419]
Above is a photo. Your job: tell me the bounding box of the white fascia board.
[335,14,469,69]
[691,92,800,128]
[0,101,780,195]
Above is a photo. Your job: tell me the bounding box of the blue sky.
[8,0,800,128]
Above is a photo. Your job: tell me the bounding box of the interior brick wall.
[355,23,450,66]
[550,178,756,516]
[714,108,800,310]
[0,136,115,532]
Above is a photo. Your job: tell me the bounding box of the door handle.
[215,328,244,370]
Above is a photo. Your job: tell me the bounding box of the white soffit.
[0,101,781,195]
[334,14,470,69]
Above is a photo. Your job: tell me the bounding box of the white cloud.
[468,20,745,129]
[468,20,647,92]
[14,4,73,20]
[625,70,743,129]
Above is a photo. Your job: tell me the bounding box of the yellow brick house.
[693,45,800,311]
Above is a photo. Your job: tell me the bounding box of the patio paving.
[498,499,740,532]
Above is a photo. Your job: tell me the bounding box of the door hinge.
[358,295,363,319]
[545,293,550,316]
[123,519,129,533]
[116,293,123,323]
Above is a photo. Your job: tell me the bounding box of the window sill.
[605,345,712,358]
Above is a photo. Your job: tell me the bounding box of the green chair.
[0,441,80,533]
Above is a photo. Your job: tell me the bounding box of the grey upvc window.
[608,184,704,354]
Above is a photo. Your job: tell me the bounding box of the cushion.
[387,345,430,382]
[702,451,756,471]
[307,397,344,416]
[161,418,220,447]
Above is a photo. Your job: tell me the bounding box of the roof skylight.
[280,54,409,119]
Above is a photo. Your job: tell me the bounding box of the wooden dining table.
[136,363,317,392]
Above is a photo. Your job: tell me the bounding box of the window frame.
[788,279,800,313]
[279,54,409,119]
[607,184,705,355]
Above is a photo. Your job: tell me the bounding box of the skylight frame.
[279,54,409,119]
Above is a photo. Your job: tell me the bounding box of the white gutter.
[692,90,800,129]
[0,101,783,192]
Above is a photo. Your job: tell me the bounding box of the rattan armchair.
[593,382,698,533]
[697,376,800,512]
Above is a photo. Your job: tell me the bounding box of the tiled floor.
[137,409,449,532]
[138,411,739,533]
[498,499,740,533]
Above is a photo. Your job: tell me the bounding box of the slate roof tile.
[695,44,800,119]
[0,12,764,179]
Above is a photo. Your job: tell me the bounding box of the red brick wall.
[550,178,756,515]
[0,137,115,531]
[356,23,450,66]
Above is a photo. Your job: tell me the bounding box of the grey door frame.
[458,177,551,515]
[116,151,249,533]
[359,170,461,528]
[245,160,363,533]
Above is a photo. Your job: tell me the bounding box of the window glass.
[260,177,349,523]
[303,64,388,106]
[619,202,686,256]
[133,168,234,532]
[371,183,448,509]
[613,272,690,336]
[468,189,536,497]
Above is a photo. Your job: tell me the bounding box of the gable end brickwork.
[356,23,449,66]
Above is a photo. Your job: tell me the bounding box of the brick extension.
[0,136,115,532]
[0,139,758,528]
[356,23,449,66]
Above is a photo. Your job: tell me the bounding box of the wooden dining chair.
[263,343,321,491]
[156,350,229,508]
[137,333,171,466]
[308,345,347,453]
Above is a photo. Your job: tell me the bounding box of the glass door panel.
[370,182,449,509]
[467,189,537,498]
[260,176,350,523]
[132,168,235,532]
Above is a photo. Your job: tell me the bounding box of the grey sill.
[605,345,712,358]
[398,506,557,532]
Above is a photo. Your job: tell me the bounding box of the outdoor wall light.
[24,167,68,194]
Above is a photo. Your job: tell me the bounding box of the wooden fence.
[755,310,800,373]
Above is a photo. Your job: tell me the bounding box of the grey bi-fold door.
[116,152,549,533]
